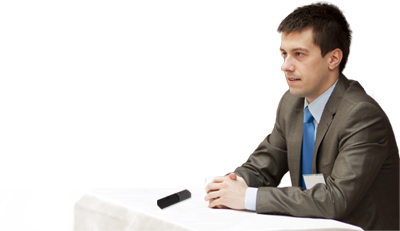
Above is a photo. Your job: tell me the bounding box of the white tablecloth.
[74,188,362,231]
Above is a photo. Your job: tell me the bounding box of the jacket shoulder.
[339,79,385,115]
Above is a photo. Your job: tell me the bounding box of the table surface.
[74,188,363,231]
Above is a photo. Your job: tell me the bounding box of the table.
[74,188,363,231]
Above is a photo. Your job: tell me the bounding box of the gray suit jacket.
[234,74,399,230]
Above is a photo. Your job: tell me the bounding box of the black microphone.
[157,189,191,209]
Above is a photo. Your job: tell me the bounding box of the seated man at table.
[204,3,399,231]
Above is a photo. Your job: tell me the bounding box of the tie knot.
[304,106,314,123]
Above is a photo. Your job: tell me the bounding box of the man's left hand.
[204,173,248,210]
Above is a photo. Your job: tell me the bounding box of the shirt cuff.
[245,187,258,211]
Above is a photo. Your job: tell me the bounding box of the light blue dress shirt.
[244,79,338,211]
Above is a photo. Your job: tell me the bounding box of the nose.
[281,55,295,72]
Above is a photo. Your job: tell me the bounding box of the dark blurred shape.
[0,10,26,81]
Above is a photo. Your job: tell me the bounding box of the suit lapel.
[288,99,304,187]
[311,74,349,173]
[312,109,334,173]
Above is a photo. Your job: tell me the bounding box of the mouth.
[287,77,301,81]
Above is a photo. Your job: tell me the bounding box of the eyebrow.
[280,47,309,52]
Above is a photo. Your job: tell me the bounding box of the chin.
[288,88,306,98]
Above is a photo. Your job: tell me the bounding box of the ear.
[327,48,343,71]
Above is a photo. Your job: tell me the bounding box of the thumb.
[229,172,237,180]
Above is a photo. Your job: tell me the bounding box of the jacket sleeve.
[255,101,389,220]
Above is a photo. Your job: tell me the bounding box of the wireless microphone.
[157,189,191,209]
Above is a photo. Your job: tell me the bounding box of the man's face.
[280,28,331,103]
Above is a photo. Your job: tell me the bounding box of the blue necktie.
[301,106,315,189]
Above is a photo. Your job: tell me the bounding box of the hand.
[204,176,226,209]
[204,173,248,210]
[205,174,235,209]
[208,190,230,209]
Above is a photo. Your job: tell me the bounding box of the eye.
[281,52,287,58]
[282,52,304,56]
[296,52,304,57]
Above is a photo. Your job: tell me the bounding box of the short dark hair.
[277,3,352,73]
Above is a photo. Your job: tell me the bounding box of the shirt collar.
[304,79,338,124]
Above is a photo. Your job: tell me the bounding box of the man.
[204,3,399,230]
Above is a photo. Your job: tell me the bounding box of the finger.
[204,183,216,193]
[208,197,230,209]
[209,198,221,208]
[217,204,229,209]
[209,198,230,209]
[204,190,220,201]
[229,172,237,180]
[206,189,219,195]
[208,198,229,209]
[204,190,218,201]
[205,182,222,193]
[208,198,218,208]
[204,176,224,192]
[212,176,225,183]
